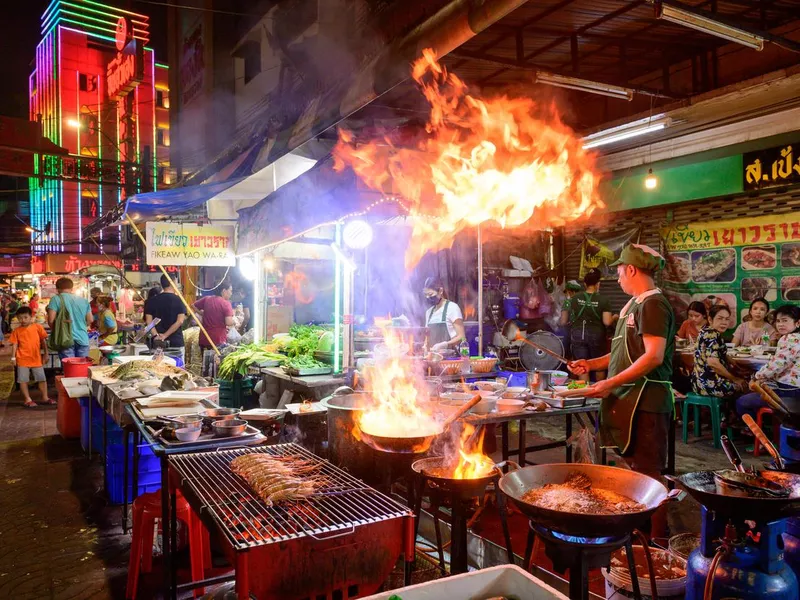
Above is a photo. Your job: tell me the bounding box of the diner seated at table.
[732,297,777,347]
[691,305,748,400]
[735,304,800,419]
[676,301,707,342]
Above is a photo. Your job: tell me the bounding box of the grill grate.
[170,443,411,550]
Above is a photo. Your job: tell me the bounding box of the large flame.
[452,424,495,480]
[358,357,440,439]
[334,48,603,268]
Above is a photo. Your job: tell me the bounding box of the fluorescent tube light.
[657,3,764,50]
[582,114,671,149]
[536,72,634,101]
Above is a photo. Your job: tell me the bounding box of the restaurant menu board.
[661,214,800,326]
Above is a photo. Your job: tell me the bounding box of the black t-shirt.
[145,292,187,347]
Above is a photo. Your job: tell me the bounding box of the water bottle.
[762,331,771,347]
[459,340,470,374]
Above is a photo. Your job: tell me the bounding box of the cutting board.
[140,404,204,418]
[112,355,177,366]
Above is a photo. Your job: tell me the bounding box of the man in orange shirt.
[10,306,51,408]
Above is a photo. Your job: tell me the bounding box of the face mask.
[425,294,440,306]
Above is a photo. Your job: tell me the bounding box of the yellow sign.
[662,213,800,252]
[146,222,235,266]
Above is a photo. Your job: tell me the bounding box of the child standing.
[10,306,51,408]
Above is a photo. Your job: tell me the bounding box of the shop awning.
[237,154,402,255]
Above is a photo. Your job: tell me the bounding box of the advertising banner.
[660,213,800,325]
[146,222,235,266]
[579,227,640,279]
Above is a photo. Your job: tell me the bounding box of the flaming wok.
[357,394,482,454]
[500,463,683,538]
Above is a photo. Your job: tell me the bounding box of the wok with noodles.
[500,463,682,537]
[521,471,646,515]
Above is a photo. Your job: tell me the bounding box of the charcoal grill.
[168,443,415,600]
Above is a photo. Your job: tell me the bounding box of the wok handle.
[720,435,745,473]
[496,460,521,472]
[442,394,482,429]
[661,488,686,504]
[663,474,682,485]
[742,414,785,470]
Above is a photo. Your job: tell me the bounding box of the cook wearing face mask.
[423,278,466,354]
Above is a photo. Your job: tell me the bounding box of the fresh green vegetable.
[283,324,331,359]
[567,380,588,390]
[218,344,286,381]
[284,355,328,371]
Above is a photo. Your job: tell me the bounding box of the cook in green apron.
[567,245,675,465]
[423,278,466,353]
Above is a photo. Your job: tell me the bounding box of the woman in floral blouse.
[692,305,748,398]
[736,305,800,418]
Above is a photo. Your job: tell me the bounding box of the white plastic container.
[362,564,568,599]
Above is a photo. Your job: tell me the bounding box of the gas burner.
[526,522,644,600]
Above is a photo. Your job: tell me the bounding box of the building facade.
[28,0,170,255]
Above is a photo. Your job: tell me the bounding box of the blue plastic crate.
[79,397,105,454]
[91,416,126,456]
[105,441,161,505]
[497,370,527,388]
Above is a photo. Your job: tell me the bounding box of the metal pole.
[253,250,264,344]
[478,225,484,356]
[343,265,355,371]
[125,216,221,354]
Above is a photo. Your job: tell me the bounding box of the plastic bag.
[566,426,597,464]
[521,278,554,319]
[227,327,243,345]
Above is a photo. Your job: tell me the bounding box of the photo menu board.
[660,214,800,327]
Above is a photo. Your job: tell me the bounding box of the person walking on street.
[194,281,234,377]
[10,306,51,408]
[144,275,187,360]
[47,278,93,359]
[566,244,676,538]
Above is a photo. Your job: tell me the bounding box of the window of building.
[243,42,261,85]
[156,90,170,109]
[79,73,97,92]
[157,128,170,147]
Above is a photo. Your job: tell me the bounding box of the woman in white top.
[423,278,466,353]
[732,297,777,347]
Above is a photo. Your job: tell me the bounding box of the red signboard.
[31,253,122,274]
[107,29,144,99]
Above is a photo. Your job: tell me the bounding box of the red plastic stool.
[753,407,779,457]
[126,490,207,599]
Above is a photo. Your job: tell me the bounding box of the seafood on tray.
[230,454,326,506]
[664,252,691,283]
[104,360,187,382]
[781,244,800,268]
[521,471,645,515]
[692,248,736,282]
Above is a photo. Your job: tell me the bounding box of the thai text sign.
[743,143,800,190]
[660,213,800,329]
[31,253,122,274]
[146,222,235,266]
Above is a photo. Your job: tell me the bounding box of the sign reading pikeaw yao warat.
[146,222,235,266]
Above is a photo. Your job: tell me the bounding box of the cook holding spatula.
[563,244,676,538]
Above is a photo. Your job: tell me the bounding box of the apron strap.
[440,300,450,324]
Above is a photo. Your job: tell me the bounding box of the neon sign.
[106,18,143,99]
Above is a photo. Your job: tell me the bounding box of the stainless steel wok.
[499,463,683,538]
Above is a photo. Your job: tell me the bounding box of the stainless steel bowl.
[211,418,247,438]
[173,415,203,430]
[199,407,240,426]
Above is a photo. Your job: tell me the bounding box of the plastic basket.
[105,440,161,505]
[216,377,255,408]
[79,397,105,454]
[497,370,527,387]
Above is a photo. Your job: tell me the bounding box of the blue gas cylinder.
[503,295,520,319]
[783,518,800,582]
[686,516,798,600]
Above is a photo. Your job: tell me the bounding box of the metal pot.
[319,390,381,484]
[527,369,552,392]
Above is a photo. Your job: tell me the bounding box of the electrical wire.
[185,266,231,292]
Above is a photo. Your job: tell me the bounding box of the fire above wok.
[500,463,683,538]
[356,394,481,454]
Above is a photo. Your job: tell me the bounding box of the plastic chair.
[682,393,732,449]
[126,490,207,599]
[753,407,780,457]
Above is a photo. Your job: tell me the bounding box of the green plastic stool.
[682,392,733,449]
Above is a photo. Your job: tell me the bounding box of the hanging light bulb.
[644,168,658,190]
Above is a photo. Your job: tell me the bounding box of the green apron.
[601,289,674,454]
